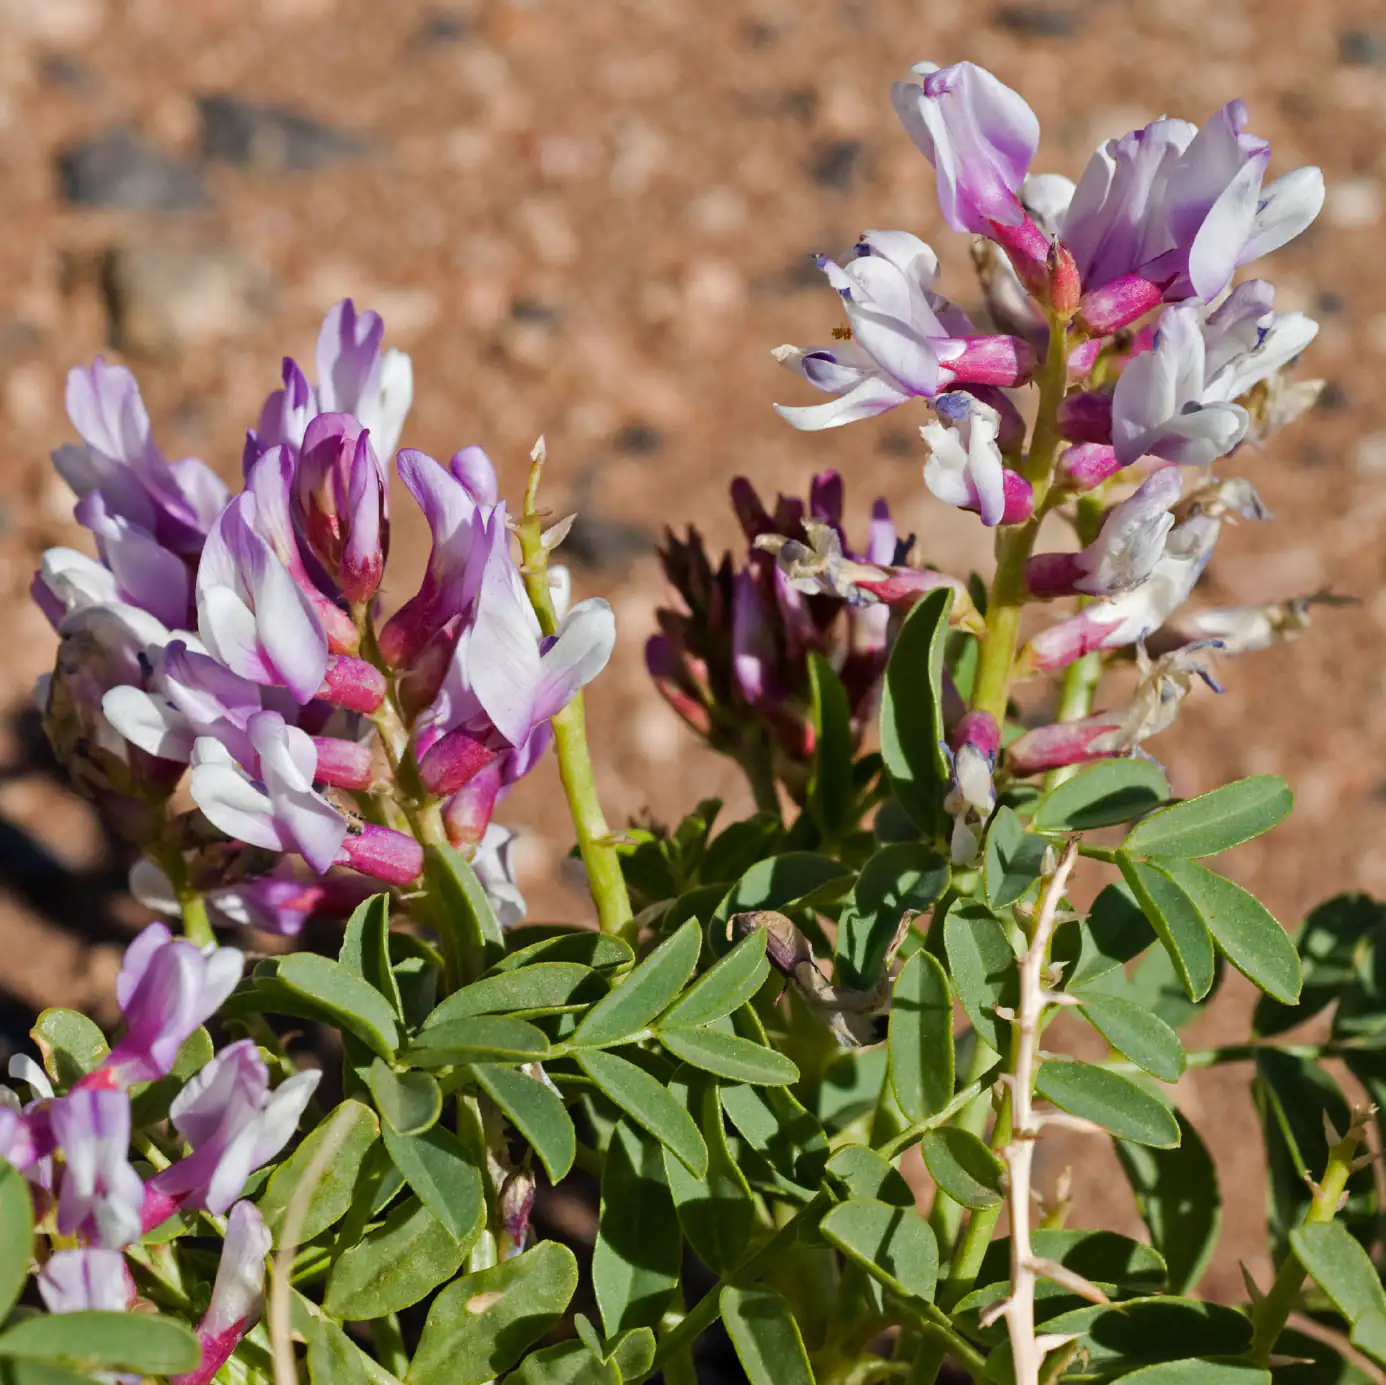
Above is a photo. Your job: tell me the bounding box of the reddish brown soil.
[2,0,1385,1309]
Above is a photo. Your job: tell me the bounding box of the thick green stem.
[1103,1035,1386,1075]
[1250,1121,1366,1363]
[516,451,635,941]
[970,317,1071,723]
[158,834,213,946]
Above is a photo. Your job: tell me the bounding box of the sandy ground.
[2,0,1386,1307]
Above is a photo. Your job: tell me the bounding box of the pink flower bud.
[311,736,374,791]
[340,824,425,886]
[418,727,501,798]
[937,334,1035,389]
[1076,273,1166,336]
[1057,391,1114,444]
[1057,444,1122,492]
[317,654,386,713]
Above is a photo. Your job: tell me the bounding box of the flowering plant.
[7,53,1383,1385]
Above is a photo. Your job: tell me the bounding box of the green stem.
[157,826,213,946]
[637,1193,829,1383]
[1103,1035,1386,1075]
[741,732,783,818]
[516,454,635,942]
[1041,648,1101,791]
[877,1061,1002,1160]
[372,1315,411,1380]
[1250,1121,1366,1363]
[970,316,1071,723]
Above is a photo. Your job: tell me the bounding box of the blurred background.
[0,0,1383,1305]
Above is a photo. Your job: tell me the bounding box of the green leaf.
[983,806,1050,909]
[0,1313,199,1375]
[974,1229,1167,1295]
[982,1298,1251,1384]
[888,951,954,1122]
[1111,1363,1270,1384]
[700,813,785,885]
[811,1046,889,1133]
[339,893,403,1019]
[1035,1059,1179,1148]
[1292,1221,1386,1328]
[508,1342,617,1385]
[306,1317,372,1385]
[381,1122,486,1247]
[1054,882,1156,990]
[608,1327,656,1380]
[721,1285,815,1385]
[1118,854,1216,1001]
[30,1008,108,1088]
[658,1028,798,1085]
[425,842,505,980]
[425,963,601,1025]
[836,842,949,990]
[659,930,769,1030]
[403,1016,551,1067]
[944,900,1017,1054]
[573,919,702,1047]
[879,587,953,840]
[1077,990,1185,1081]
[665,1080,755,1271]
[575,1049,707,1175]
[720,1081,828,1192]
[258,1099,379,1241]
[1122,774,1292,858]
[1033,758,1170,832]
[473,1063,576,1182]
[0,1363,101,1385]
[491,929,633,973]
[367,1061,442,1135]
[0,1164,33,1321]
[826,1146,913,1206]
[1351,1310,1386,1369]
[1154,857,1302,1005]
[1256,894,1386,1038]
[1115,1111,1221,1294]
[712,852,853,926]
[273,954,402,1059]
[593,1121,681,1334]
[405,1241,579,1385]
[807,651,855,842]
[325,1196,467,1319]
[920,1127,1004,1210]
[820,1198,939,1302]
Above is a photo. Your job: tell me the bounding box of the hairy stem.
[971,315,1072,724]
[992,843,1080,1385]
[517,442,635,941]
[1250,1117,1369,1363]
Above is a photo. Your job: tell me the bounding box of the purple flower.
[143,1040,319,1221]
[54,358,228,557]
[1026,468,1183,598]
[248,300,413,463]
[293,413,389,604]
[71,491,192,631]
[772,232,1033,431]
[38,1247,136,1313]
[195,490,330,704]
[890,61,1040,236]
[921,392,1034,527]
[189,711,348,874]
[1111,284,1317,466]
[49,1089,144,1248]
[377,447,500,669]
[469,824,527,927]
[171,1201,272,1385]
[415,516,615,795]
[1064,103,1323,322]
[95,924,244,1087]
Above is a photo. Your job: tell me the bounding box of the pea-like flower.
[49,1089,144,1249]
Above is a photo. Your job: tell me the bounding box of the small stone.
[994,3,1078,37]
[1352,432,1386,476]
[1339,27,1386,67]
[1314,380,1348,414]
[100,234,272,359]
[56,126,207,211]
[1326,177,1382,230]
[878,430,915,458]
[809,138,864,192]
[562,477,653,572]
[614,423,662,456]
[411,10,471,46]
[40,53,97,92]
[510,298,560,326]
[197,94,369,174]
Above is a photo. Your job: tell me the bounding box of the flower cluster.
[36,301,616,934]
[760,59,1327,830]
[2,925,289,1382]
